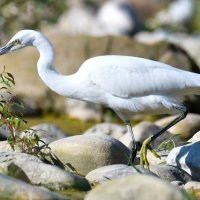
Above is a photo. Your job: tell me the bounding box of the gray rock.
[135,30,171,45]
[145,150,169,165]
[171,180,184,187]
[167,141,200,181]
[136,31,200,71]
[85,174,186,200]
[0,151,90,191]
[184,181,200,190]
[66,98,102,121]
[10,95,40,116]
[184,181,200,199]
[119,121,179,149]
[54,4,97,35]
[168,33,200,70]
[0,173,68,200]
[188,131,200,143]
[84,122,127,139]
[86,164,155,184]
[155,113,200,140]
[151,0,194,27]
[0,125,10,140]
[0,141,13,151]
[97,0,144,36]
[49,134,132,175]
[20,123,68,144]
[149,165,192,183]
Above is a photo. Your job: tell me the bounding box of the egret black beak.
[0,43,13,55]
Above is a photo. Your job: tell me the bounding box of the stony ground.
[0,117,199,199]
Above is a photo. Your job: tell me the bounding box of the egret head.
[0,30,39,55]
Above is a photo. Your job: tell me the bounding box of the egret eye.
[12,39,20,46]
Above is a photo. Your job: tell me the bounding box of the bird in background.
[0,30,200,169]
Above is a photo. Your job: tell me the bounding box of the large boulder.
[149,165,192,183]
[85,164,154,184]
[155,113,200,140]
[84,122,127,139]
[20,123,68,144]
[119,121,179,149]
[85,174,186,200]
[0,173,68,200]
[48,134,131,175]
[0,151,90,191]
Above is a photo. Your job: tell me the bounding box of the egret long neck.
[33,34,75,97]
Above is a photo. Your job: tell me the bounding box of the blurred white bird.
[0,30,200,169]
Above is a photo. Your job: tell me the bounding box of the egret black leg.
[126,120,137,165]
[150,107,188,143]
[140,106,188,170]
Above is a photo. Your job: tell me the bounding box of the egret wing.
[82,56,198,98]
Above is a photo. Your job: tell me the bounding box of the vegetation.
[0,0,67,40]
[0,66,47,157]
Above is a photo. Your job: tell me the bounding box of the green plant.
[156,139,176,151]
[0,0,68,40]
[0,66,48,158]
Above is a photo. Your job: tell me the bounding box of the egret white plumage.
[0,30,200,169]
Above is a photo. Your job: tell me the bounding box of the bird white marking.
[0,30,199,168]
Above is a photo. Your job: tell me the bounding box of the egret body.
[0,30,200,169]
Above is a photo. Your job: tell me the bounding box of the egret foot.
[140,137,161,170]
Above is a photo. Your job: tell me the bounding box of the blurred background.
[0,0,200,134]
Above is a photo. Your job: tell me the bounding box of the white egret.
[0,30,200,169]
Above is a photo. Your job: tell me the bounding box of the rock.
[131,0,171,20]
[167,141,200,181]
[85,164,154,184]
[0,151,90,191]
[119,121,179,149]
[184,181,200,190]
[135,31,200,71]
[0,141,13,151]
[0,173,68,200]
[84,122,127,139]
[184,181,200,199]
[85,174,186,200]
[47,0,144,37]
[163,33,200,69]
[145,150,169,166]
[20,123,68,144]
[149,165,192,183]
[155,113,200,140]
[188,131,200,143]
[49,134,132,175]
[9,95,40,116]
[0,125,10,140]
[184,181,200,198]
[96,0,144,36]
[171,180,184,187]
[66,99,102,121]
[135,29,170,45]
[51,2,98,36]
[150,0,194,28]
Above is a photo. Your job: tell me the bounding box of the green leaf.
[157,139,175,151]
[5,76,15,85]
[6,73,15,85]
[0,87,7,90]
[13,117,21,128]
